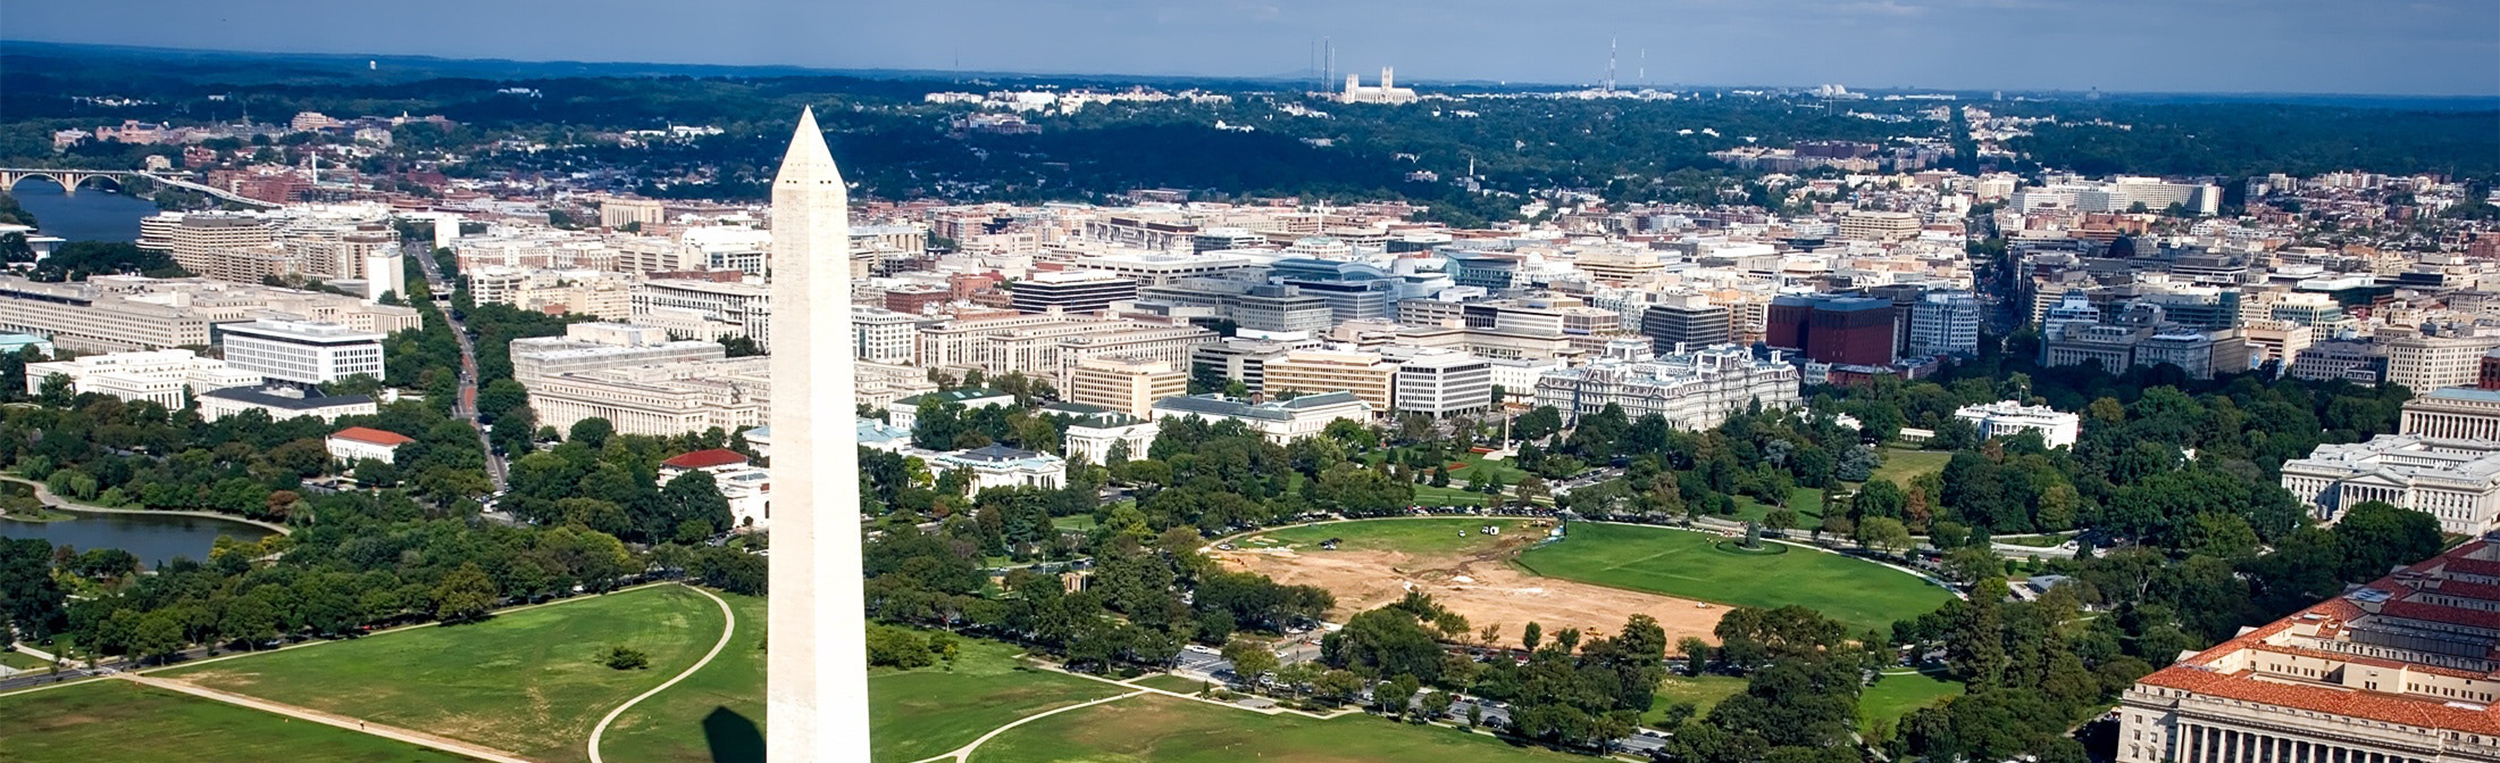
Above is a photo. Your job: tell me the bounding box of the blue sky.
[8,0,2496,95]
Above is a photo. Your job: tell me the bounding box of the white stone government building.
[2116,535,2500,763]
[1532,340,1799,431]
[2279,434,2500,536]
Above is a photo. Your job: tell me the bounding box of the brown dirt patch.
[1213,531,1725,648]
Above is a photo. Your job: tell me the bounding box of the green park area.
[867,633,1132,763]
[159,585,725,763]
[0,679,474,763]
[968,693,1587,763]
[1859,670,1965,731]
[1646,673,1748,722]
[1253,517,1545,557]
[1872,448,1952,487]
[1411,484,1491,507]
[594,593,767,763]
[1732,486,1828,525]
[1515,523,1953,634]
[1366,448,1529,485]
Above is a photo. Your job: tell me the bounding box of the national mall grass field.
[159,584,727,763]
[1517,522,1953,634]
[0,680,473,763]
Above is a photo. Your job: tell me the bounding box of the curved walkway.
[909,689,1150,763]
[586,584,736,763]
[0,475,293,535]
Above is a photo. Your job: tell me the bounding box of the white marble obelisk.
[766,106,870,761]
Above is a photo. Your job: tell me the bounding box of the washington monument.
[766,106,872,760]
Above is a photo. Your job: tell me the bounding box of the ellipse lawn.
[969,693,1587,763]
[1514,522,1952,634]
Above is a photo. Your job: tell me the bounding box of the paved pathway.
[119,672,531,763]
[11,642,59,662]
[587,585,737,763]
[909,689,1150,763]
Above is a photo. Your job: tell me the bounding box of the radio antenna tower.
[1325,38,1335,94]
[1639,47,1647,88]
[1605,38,1617,92]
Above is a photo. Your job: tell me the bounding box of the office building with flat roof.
[1066,356,1188,420]
[1393,350,1493,418]
[1261,349,1398,414]
[196,386,377,422]
[1640,297,1733,355]
[24,349,263,409]
[218,319,385,385]
[1010,270,1138,314]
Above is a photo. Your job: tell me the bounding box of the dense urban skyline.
[7,0,2498,96]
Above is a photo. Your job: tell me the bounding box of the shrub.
[603,645,650,670]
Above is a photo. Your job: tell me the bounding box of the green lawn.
[1860,670,1965,731]
[1252,517,1545,557]
[1130,673,1213,693]
[1369,448,1529,485]
[969,693,1587,763]
[0,679,475,763]
[1645,674,1747,724]
[1640,670,1961,732]
[1872,449,1952,487]
[1731,486,1827,525]
[594,592,767,763]
[1051,514,1098,532]
[868,635,1132,763]
[160,585,725,763]
[1515,523,1953,634]
[1412,484,1491,507]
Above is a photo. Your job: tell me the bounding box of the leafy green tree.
[2332,501,2443,581]
[567,417,615,448]
[130,610,185,663]
[431,562,499,623]
[1222,636,1279,683]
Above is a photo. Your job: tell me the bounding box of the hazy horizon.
[6,0,2496,97]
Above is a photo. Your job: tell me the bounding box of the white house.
[929,444,1066,493]
[1952,400,2080,448]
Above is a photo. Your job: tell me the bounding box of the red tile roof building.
[2118,536,2500,763]
[659,448,749,470]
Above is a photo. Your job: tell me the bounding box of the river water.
[8,177,161,243]
[0,509,278,568]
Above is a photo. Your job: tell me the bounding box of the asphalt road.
[412,250,507,492]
